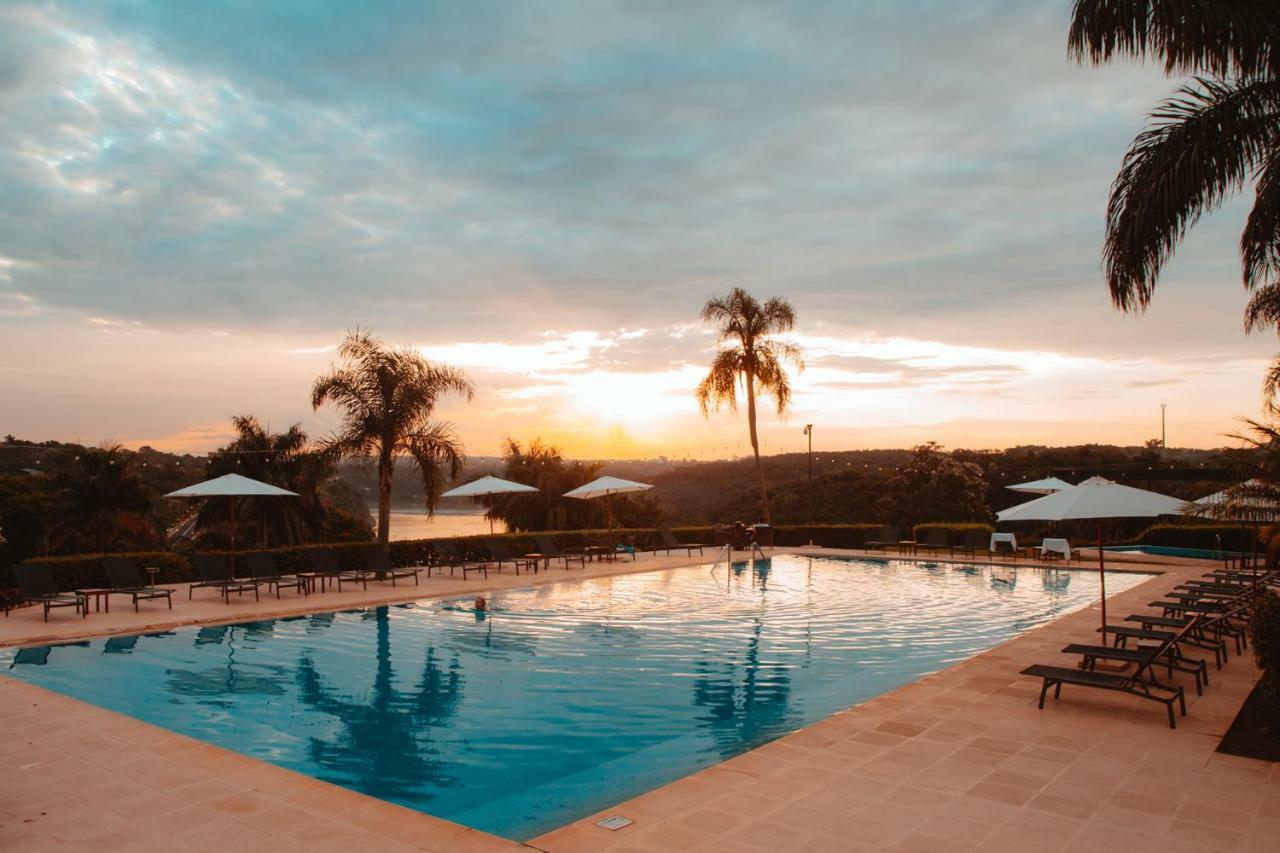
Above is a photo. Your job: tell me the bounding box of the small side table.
[144,566,161,587]
[76,588,111,613]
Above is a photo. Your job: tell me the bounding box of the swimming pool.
[1104,545,1240,560]
[0,555,1152,840]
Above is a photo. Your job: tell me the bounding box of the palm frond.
[1069,1,1280,79]
[1264,355,1280,411]
[696,348,743,414]
[1245,283,1280,332]
[1102,77,1280,310]
[1243,149,1280,292]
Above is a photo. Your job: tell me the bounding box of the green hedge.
[911,523,995,544]
[1136,524,1260,551]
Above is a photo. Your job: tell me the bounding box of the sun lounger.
[1022,618,1196,728]
[950,530,988,559]
[484,539,538,574]
[655,527,709,556]
[16,564,86,621]
[534,535,586,569]
[243,553,308,598]
[1061,641,1207,695]
[103,557,173,612]
[191,554,261,603]
[433,541,489,579]
[364,545,422,586]
[915,529,949,556]
[864,526,900,554]
[305,547,371,591]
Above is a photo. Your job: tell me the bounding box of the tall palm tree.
[312,329,474,556]
[696,288,804,524]
[1067,3,1280,394]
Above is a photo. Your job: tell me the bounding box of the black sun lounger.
[656,527,709,556]
[305,547,371,591]
[864,526,900,554]
[364,545,422,586]
[534,535,586,569]
[433,541,489,579]
[16,564,86,621]
[103,557,173,612]
[1021,618,1197,729]
[191,554,261,603]
[243,553,308,598]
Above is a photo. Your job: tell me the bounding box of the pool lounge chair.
[365,545,422,586]
[864,526,900,554]
[484,539,538,574]
[1021,618,1195,729]
[915,529,949,556]
[433,541,489,579]
[950,530,989,559]
[243,553,309,598]
[191,554,261,603]
[656,527,709,556]
[103,558,173,612]
[534,535,587,569]
[305,547,372,591]
[16,564,86,621]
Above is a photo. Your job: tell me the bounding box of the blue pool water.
[1104,545,1240,560]
[1,555,1152,840]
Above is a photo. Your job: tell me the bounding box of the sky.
[0,1,1275,460]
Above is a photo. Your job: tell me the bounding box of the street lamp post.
[802,424,814,530]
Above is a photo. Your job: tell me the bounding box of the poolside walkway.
[1,548,1275,852]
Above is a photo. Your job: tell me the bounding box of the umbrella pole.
[229,494,237,580]
[607,492,615,547]
[1097,519,1107,644]
[488,493,494,536]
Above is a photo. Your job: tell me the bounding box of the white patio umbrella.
[1007,476,1074,495]
[996,476,1184,641]
[440,475,539,534]
[563,476,653,541]
[166,474,298,578]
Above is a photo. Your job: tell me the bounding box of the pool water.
[1104,545,1240,560]
[0,555,1152,840]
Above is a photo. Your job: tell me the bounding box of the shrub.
[15,551,193,589]
[1249,591,1280,706]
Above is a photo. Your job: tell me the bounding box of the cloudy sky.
[0,1,1273,459]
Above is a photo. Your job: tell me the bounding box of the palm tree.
[1067,3,1280,395]
[198,415,339,547]
[696,288,804,524]
[312,329,474,556]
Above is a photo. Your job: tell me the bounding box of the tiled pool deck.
[2,549,1276,852]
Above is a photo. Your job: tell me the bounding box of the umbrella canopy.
[165,473,298,499]
[441,475,539,534]
[1006,476,1074,495]
[166,474,298,578]
[563,476,653,500]
[996,476,1183,522]
[441,475,538,499]
[564,476,653,542]
[996,476,1183,641]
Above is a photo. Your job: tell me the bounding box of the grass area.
[1218,680,1280,762]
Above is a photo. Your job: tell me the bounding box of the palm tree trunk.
[376,452,393,566]
[745,373,771,524]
